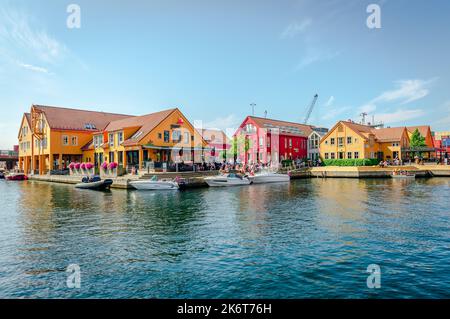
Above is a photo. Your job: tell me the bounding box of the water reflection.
[0,178,450,298]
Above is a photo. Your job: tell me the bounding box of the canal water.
[0,178,449,298]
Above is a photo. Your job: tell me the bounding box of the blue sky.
[1,0,450,148]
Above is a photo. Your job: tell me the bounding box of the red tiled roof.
[33,105,132,131]
[407,126,430,137]
[105,108,177,146]
[371,127,406,142]
[247,116,314,136]
[196,128,231,145]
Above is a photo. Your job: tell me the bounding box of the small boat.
[129,175,179,190]
[6,173,28,181]
[391,172,415,179]
[129,180,179,190]
[75,176,113,190]
[205,173,252,187]
[248,172,290,184]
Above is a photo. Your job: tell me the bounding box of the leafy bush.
[281,159,293,167]
[323,159,379,166]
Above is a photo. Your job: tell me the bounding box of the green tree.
[409,128,426,157]
[230,134,252,163]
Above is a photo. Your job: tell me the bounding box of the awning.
[401,147,437,152]
[142,145,210,151]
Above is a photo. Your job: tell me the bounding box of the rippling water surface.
[0,178,449,298]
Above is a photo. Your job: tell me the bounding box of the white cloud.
[360,79,436,113]
[17,61,49,74]
[322,105,352,120]
[374,109,425,124]
[0,6,67,65]
[324,96,335,107]
[280,19,312,39]
[201,114,241,133]
[374,79,434,105]
[296,50,340,70]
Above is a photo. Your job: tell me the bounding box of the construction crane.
[303,94,319,124]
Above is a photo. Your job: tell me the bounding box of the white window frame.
[71,136,78,146]
[62,135,69,146]
[109,133,114,147]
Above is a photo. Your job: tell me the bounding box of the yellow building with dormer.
[18,105,207,175]
[319,121,411,161]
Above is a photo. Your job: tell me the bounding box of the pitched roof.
[81,140,94,151]
[18,113,32,138]
[33,105,132,131]
[371,127,406,142]
[24,113,31,126]
[247,116,314,136]
[407,126,430,137]
[105,108,176,146]
[196,128,231,145]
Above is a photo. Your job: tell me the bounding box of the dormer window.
[131,131,143,140]
[84,123,97,130]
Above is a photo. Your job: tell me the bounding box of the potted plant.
[101,162,109,172]
[108,162,118,176]
[85,162,94,175]
[69,162,76,175]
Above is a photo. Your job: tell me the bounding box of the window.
[325,140,328,145]
[131,131,143,140]
[354,152,359,159]
[338,137,344,146]
[118,151,123,165]
[62,135,69,146]
[267,139,271,148]
[284,138,287,148]
[289,139,292,148]
[347,152,352,159]
[259,137,264,147]
[158,133,162,139]
[370,152,375,158]
[338,152,344,159]
[392,142,399,147]
[184,132,189,144]
[330,138,335,145]
[331,152,335,159]
[109,152,115,163]
[172,130,181,142]
[325,153,329,159]
[347,137,352,144]
[118,132,123,144]
[71,136,78,146]
[109,133,114,147]
[164,130,170,143]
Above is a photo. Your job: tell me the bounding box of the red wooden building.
[233,116,313,165]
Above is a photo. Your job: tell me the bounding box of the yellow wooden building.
[18,105,207,175]
[319,121,411,161]
[89,108,207,170]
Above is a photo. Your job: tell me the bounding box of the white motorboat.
[391,173,415,179]
[248,172,290,184]
[129,176,179,190]
[205,173,251,187]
